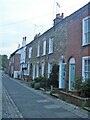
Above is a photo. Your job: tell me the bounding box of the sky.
[0,0,90,58]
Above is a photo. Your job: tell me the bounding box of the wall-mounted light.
[61,54,65,63]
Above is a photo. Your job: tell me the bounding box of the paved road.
[2,73,89,119]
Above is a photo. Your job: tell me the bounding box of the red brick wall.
[5,59,9,74]
[66,5,90,84]
[82,46,90,56]
[14,54,20,71]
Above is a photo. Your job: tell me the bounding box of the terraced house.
[66,2,90,91]
[9,2,90,91]
[9,37,26,79]
[26,12,67,85]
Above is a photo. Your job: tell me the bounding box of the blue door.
[59,63,66,89]
[69,64,75,91]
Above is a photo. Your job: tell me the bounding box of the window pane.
[42,63,44,77]
[29,47,32,58]
[88,72,90,78]
[88,32,90,43]
[85,33,88,43]
[36,64,39,77]
[85,72,88,78]
[85,60,88,65]
[88,60,90,65]
[84,19,88,32]
[48,38,53,54]
[37,44,40,56]
[88,60,90,71]
[88,66,90,71]
[88,18,90,31]
[43,41,46,55]
[85,66,88,71]
[51,38,53,53]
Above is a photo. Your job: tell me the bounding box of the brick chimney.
[34,33,41,39]
[53,13,64,26]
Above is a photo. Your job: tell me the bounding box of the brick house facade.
[66,3,90,90]
[26,13,67,83]
[9,51,20,78]
[5,58,9,74]
[26,2,90,90]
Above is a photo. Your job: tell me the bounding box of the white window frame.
[27,62,30,75]
[82,16,90,46]
[41,62,45,77]
[82,56,90,80]
[42,41,46,55]
[36,64,39,77]
[37,43,40,57]
[48,37,53,54]
[29,47,32,58]
[48,63,52,78]
[33,64,36,80]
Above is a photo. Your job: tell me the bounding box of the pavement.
[0,71,2,119]
[2,74,90,119]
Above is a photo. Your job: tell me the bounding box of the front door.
[59,63,66,89]
[69,64,75,91]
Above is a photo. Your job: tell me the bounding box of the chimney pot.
[23,37,24,41]
[61,13,64,18]
[56,13,60,18]
[25,36,26,41]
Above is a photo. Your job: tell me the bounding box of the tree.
[49,64,59,88]
[0,55,8,70]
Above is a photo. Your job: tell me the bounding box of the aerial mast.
[56,1,60,14]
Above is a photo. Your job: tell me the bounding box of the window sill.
[48,52,53,55]
[82,43,90,47]
[36,55,40,58]
[42,54,46,56]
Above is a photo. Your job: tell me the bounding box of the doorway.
[59,63,66,89]
[69,57,75,91]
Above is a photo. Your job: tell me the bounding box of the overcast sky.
[0,0,89,58]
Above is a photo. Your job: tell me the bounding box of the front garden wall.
[52,89,90,108]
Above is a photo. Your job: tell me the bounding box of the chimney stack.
[22,36,26,47]
[53,13,64,26]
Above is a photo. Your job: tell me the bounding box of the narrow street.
[2,73,89,119]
